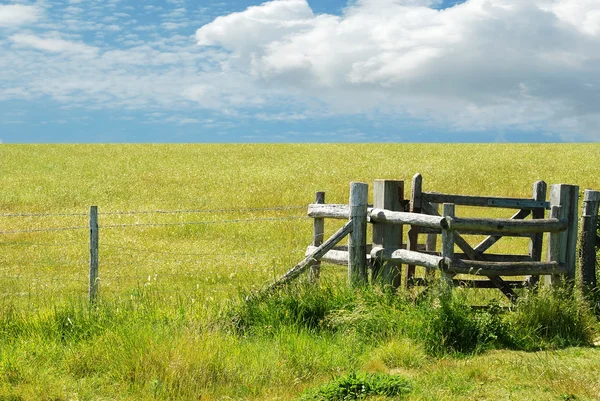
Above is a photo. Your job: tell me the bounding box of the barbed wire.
[0,240,88,247]
[98,205,305,216]
[0,205,306,218]
[0,259,87,267]
[101,242,306,257]
[0,215,309,236]
[99,215,308,230]
[0,226,89,235]
[0,211,87,217]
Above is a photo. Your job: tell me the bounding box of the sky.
[0,0,599,143]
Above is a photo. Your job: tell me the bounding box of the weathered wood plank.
[423,193,549,209]
[369,209,446,228]
[306,246,373,265]
[445,217,566,234]
[307,203,349,219]
[445,259,566,276]
[372,247,444,270]
[409,277,527,289]
[308,203,374,220]
[453,253,533,262]
[349,182,369,286]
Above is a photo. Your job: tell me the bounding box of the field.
[1,143,600,400]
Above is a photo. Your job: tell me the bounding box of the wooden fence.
[266,174,600,302]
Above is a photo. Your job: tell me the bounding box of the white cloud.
[0,4,42,27]
[195,0,600,139]
[10,33,98,55]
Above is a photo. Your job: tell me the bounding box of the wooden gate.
[406,173,579,300]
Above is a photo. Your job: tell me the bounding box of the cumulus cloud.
[0,4,42,27]
[196,0,600,139]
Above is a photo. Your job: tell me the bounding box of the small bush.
[299,372,411,401]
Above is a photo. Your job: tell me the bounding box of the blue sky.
[0,0,598,143]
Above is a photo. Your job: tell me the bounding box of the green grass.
[1,143,600,400]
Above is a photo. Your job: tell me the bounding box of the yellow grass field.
[1,144,599,400]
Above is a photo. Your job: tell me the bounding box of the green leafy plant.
[299,372,411,401]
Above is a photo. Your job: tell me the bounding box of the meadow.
[1,143,599,400]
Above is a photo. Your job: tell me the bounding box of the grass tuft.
[510,287,597,349]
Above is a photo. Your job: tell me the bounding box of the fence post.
[308,191,325,283]
[546,184,579,287]
[372,180,404,288]
[349,182,368,286]
[89,205,99,303]
[407,173,423,284]
[578,190,600,295]
[441,203,455,286]
[527,180,547,286]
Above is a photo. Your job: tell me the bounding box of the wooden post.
[425,201,439,278]
[527,180,547,286]
[372,180,404,288]
[89,206,99,303]
[308,191,325,283]
[407,173,423,285]
[578,190,600,295]
[349,182,369,286]
[546,184,579,286]
[441,203,455,286]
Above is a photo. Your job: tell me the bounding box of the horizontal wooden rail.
[444,259,566,276]
[422,193,550,209]
[409,277,527,289]
[371,247,445,270]
[369,208,447,229]
[306,245,372,266]
[445,217,567,234]
[308,204,374,220]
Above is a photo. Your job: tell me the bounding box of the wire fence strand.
[99,215,308,229]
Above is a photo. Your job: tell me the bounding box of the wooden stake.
[89,206,99,304]
[546,184,579,286]
[372,180,404,288]
[578,190,600,294]
[441,203,455,286]
[308,191,325,283]
[349,182,369,286]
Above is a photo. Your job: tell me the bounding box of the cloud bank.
[196,0,600,139]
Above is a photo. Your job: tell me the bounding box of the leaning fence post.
[578,190,600,295]
[546,184,579,287]
[349,182,368,286]
[441,203,455,286]
[308,191,325,283]
[372,180,404,288]
[89,206,99,303]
